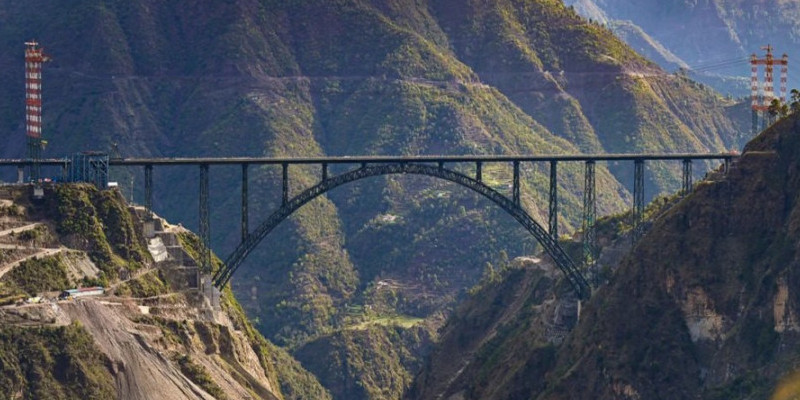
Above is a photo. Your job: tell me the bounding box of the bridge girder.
[212,162,592,299]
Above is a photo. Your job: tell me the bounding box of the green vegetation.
[220,288,332,400]
[346,315,424,331]
[114,269,169,298]
[0,323,115,399]
[175,355,229,400]
[294,324,434,400]
[13,225,57,248]
[0,255,70,297]
[42,184,149,281]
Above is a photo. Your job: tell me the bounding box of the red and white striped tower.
[751,53,760,133]
[24,41,50,181]
[780,53,789,103]
[763,45,774,109]
[750,45,788,135]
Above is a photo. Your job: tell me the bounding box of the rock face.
[408,257,579,400]
[410,113,800,399]
[0,184,329,400]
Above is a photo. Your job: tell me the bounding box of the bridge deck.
[0,153,737,167]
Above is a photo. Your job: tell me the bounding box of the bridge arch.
[212,163,591,299]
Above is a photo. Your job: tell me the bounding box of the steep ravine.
[410,113,800,399]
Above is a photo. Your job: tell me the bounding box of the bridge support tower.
[144,165,153,218]
[241,164,248,242]
[583,161,597,283]
[632,159,645,243]
[282,163,289,205]
[549,160,558,238]
[682,159,693,196]
[512,161,520,206]
[200,164,211,273]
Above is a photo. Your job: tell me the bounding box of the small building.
[59,286,104,300]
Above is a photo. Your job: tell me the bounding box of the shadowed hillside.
[411,112,800,399]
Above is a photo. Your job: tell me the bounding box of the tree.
[768,98,789,119]
[791,89,800,113]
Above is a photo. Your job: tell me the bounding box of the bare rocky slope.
[0,184,329,400]
[410,113,800,399]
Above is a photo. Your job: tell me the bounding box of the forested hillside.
[411,107,800,400]
[0,1,746,398]
[565,0,800,96]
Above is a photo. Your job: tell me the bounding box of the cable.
[685,56,750,70]
[688,58,750,73]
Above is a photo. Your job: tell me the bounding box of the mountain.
[411,111,800,399]
[0,0,749,398]
[564,0,800,96]
[0,183,330,400]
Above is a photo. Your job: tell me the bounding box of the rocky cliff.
[410,113,800,399]
[0,184,328,400]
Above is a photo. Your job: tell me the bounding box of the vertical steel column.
[633,159,645,243]
[144,164,153,219]
[476,161,482,182]
[438,161,444,169]
[682,159,693,196]
[241,164,248,242]
[322,163,328,181]
[199,164,211,273]
[282,162,289,206]
[548,160,558,238]
[512,161,520,206]
[724,157,730,174]
[583,160,597,282]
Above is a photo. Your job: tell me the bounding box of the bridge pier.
[583,160,597,283]
[682,159,693,196]
[322,162,328,181]
[241,164,248,242]
[199,164,211,273]
[282,162,289,206]
[512,161,520,206]
[144,164,153,219]
[549,160,558,238]
[633,159,645,243]
[476,161,482,182]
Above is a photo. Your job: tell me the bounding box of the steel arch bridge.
[0,152,735,300]
[210,162,592,299]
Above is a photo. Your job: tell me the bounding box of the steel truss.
[212,162,592,299]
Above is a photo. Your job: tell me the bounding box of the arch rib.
[213,163,591,299]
